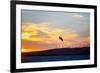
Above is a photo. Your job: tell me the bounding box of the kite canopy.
[59,36,63,42]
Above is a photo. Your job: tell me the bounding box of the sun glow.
[21,22,90,52]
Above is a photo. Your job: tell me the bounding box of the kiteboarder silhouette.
[59,36,64,48]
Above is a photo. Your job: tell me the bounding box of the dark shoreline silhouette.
[22,47,90,56]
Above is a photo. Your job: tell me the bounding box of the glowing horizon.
[21,22,90,53]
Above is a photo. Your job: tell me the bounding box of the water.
[22,55,90,63]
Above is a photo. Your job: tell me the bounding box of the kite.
[59,36,63,42]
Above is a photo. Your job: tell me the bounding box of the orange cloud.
[21,22,90,52]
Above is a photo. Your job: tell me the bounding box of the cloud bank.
[21,22,90,52]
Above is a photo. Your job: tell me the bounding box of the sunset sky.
[21,10,90,53]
